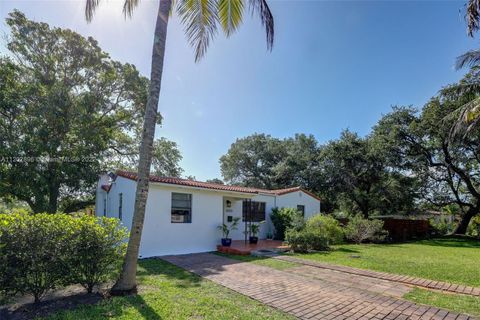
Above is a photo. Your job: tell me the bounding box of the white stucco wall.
[275,191,321,219]
[224,194,276,241]
[96,176,321,256]
[139,184,225,257]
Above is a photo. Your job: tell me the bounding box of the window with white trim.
[171,193,192,223]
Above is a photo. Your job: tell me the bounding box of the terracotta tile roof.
[113,170,320,200]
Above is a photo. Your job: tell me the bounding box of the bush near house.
[270,207,302,240]
[0,212,127,302]
[344,214,387,244]
[305,215,344,245]
[285,229,328,253]
[286,214,344,252]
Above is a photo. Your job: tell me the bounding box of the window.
[297,205,305,217]
[103,197,107,216]
[242,201,266,222]
[171,193,192,223]
[118,193,123,220]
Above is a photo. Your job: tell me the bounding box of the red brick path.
[217,240,288,255]
[162,253,475,320]
[275,256,480,297]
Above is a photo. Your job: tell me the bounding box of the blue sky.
[0,1,477,181]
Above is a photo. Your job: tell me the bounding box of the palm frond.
[85,0,101,22]
[448,96,480,139]
[467,0,480,37]
[248,0,274,50]
[123,0,141,19]
[456,49,480,70]
[441,82,480,99]
[218,0,244,37]
[177,0,219,62]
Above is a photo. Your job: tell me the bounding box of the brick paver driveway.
[162,253,475,320]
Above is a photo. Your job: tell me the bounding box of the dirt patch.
[0,286,107,320]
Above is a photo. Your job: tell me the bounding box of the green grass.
[214,252,299,270]
[44,259,294,320]
[405,288,480,317]
[291,237,480,287]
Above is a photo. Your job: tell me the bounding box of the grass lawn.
[291,237,480,287]
[214,252,299,270]
[44,259,294,320]
[405,288,480,317]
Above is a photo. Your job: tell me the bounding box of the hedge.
[0,212,128,302]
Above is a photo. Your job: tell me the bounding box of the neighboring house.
[95,170,321,257]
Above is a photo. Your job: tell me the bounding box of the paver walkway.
[162,253,475,320]
[287,265,411,298]
[275,255,480,297]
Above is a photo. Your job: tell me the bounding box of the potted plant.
[248,221,265,244]
[217,217,240,247]
[266,230,273,240]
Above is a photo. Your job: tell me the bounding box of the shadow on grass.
[137,258,202,289]
[335,247,361,254]
[413,237,480,249]
[121,294,163,320]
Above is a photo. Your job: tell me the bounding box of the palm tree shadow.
[137,258,203,289]
[123,295,163,320]
[335,247,361,254]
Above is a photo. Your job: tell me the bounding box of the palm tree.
[444,50,480,138]
[85,0,274,294]
[446,1,480,137]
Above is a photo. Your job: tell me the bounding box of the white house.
[95,170,321,257]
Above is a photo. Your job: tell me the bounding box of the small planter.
[221,238,232,247]
[249,236,258,244]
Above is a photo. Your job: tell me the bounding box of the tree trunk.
[454,206,478,235]
[110,0,172,295]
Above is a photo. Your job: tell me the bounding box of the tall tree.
[446,1,480,135]
[374,102,480,234]
[85,0,274,294]
[220,133,321,190]
[115,137,184,177]
[447,51,480,136]
[318,130,417,217]
[206,178,224,184]
[0,11,148,213]
[274,134,322,190]
[220,133,286,188]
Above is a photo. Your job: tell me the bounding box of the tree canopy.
[219,58,480,233]
[219,131,417,217]
[0,11,182,213]
[374,95,480,233]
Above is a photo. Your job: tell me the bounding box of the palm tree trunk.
[110,0,172,295]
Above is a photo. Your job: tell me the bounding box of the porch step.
[217,240,289,256]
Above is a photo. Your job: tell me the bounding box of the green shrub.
[429,217,456,236]
[305,214,344,245]
[285,229,329,253]
[270,207,302,240]
[0,213,76,302]
[467,216,480,238]
[286,214,343,253]
[69,215,128,293]
[0,212,128,302]
[344,215,387,244]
